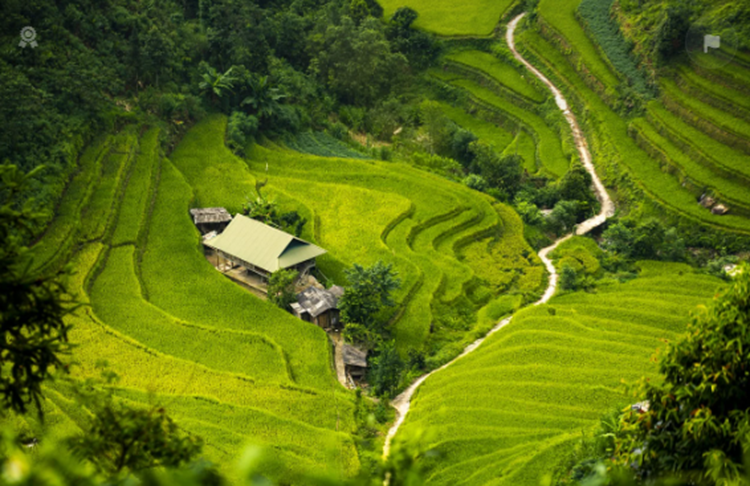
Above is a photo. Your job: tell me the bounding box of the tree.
[267,269,298,311]
[198,63,237,102]
[241,75,286,120]
[243,194,279,226]
[547,200,580,234]
[0,164,73,415]
[69,374,203,475]
[469,142,523,198]
[339,261,401,339]
[369,340,403,397]
[614,265,750,484]
[462,174,488,193]
[559,263,579,291]
[309,16,407,106]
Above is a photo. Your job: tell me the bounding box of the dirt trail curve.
[382,12,616,460]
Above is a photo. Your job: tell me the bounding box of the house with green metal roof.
[203,214,326,280]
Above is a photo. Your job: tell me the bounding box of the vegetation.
[267,269,299,311]
[379,0,517,36]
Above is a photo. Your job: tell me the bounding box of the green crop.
[378,0,516,37]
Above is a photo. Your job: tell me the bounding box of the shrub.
[267,269,299,312]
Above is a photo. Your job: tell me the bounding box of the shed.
[342,344,368,380]
[204,214,326,281]
[290,285,345,330]
[190,208,233,234]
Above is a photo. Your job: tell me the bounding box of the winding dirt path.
[382,12,616,460]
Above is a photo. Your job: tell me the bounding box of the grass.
[378,0,517,37]
[29,135,111,272]
[537,0,620,92]
[445,51,547,103]
[397,263,725,486]
[577,0,652,96]
[435,101,515,153]
[111,128,160,246]
[446,75,570,178]
[630,118,750,212]
[518,28,750,234]
[502,130,537,173]
[645,102,750,184]
[660,77,750,145]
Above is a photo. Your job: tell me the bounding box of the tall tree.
[0,164,73,415]
[615,265,750,484]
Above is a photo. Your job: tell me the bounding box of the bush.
[462,174,488,192]
[227,111,259,153]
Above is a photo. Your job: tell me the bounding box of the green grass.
[397,263,725,486]
[517,28,750,234]
[445,51,547,103]
[111,128,160,246]
[645,101,750,183]
[29,135,111,271]
[378,0,517,37]
[676,65,750,115]
[502,130,537,173]
[661,77,750,145]
[439,74,569,178]
[630,118,750,212]
[435,101,515,152]
[537,0,620,92]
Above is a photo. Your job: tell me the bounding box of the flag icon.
[704,35,721,53]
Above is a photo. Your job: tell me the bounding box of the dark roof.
[296,285,344,318]
[342,344,368,368]
[190,207,233,225]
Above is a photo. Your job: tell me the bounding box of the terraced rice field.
[378,0,517,37]
[26,126,360,483]
[516,27,750,233]
[396,262,725,485]
[178,116,544,356]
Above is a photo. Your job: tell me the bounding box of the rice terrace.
[1,0,750,485]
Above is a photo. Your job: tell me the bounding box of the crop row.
[629,119,750,216]
[111,128,161,246]
[398,263,724,485]
[660,78,750,154]
[378,0,517,37]
[517,28,750,234]
[285,131,370,160]
[675,66,750,120]
[576,0,652,96]
[443,74,570,178]
[30,135,111,273]
[645,102,750,185]
[444,50,547,103]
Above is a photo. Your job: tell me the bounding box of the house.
[290,285,345,330]
[190,207,233,234]
[342,344,368,380]
[203,214,326,282]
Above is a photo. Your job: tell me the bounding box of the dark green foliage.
[546,200,581,234]
[614,265,750,483]
[469,141,523,199]
[0,165,72,415]
[227,111,259,152]
[559,263,579,291]
[267,269,299,312]
[340,261,401,345]
[602,218,686,261]
[653,5,692,64]
[368,340,403,397]
[285,131,370,160]
[308,16,408,106]
[386,7,441,70]
[240,75,287,120]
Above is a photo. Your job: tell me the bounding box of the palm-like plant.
[241,75,286,119]
[198,64,237,100]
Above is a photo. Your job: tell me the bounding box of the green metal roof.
[205,215,326,273]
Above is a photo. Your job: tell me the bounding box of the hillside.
[2,0,750,484]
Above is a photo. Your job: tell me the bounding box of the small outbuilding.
[290,285,345,330]
[204,214,326,282]
[190,208,233,234]
[342,344,368,380]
